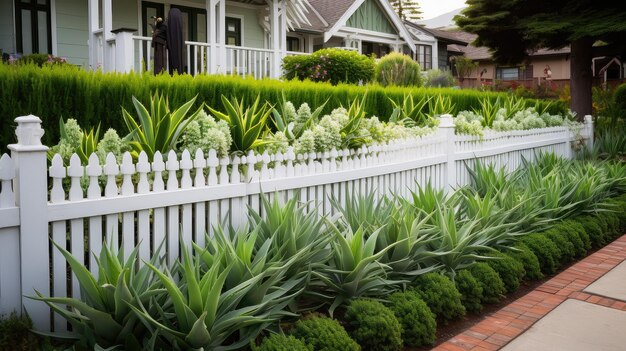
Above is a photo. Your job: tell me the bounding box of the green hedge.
[0,63,565,150]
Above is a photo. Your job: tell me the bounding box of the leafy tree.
[452,56,478,83]
[455,0,626,119]
[391,0,422,21]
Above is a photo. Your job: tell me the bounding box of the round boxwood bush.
[469,262,505,304]
[454,269,484,313]
[599,211,620,240]
[425,69,455,87]
[291,315,359,351]
[484,252,525,293]
[605,198,626,232]
[521,233,561,274]
[544,229,574,265]
[388,291,436,347]
[412,273,466,323]
[345,299,403,351]
[282,48,375,85]
[254,334,312,351]
[375,52,423,87]
[563,219,592,253]
[576,215,606,248]
[506,243,544,281]
[554,221,588,257]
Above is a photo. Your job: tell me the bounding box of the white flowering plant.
[179,110,232,157]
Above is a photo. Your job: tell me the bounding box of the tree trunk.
[570,37,594,121]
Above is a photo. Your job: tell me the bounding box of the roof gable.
[345,0,396,34]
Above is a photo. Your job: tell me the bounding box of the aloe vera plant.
[428,94,456,119]
[389,93,432,126]
[472,96,501,127]
[208,95,273,153]
[122,92,202,160]
[31,241,165,350]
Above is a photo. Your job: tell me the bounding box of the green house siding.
[0,1,14,56]
[56,0,89,67]
[345,0,396,34]
[226,6,265,49]
[112,0,138,30]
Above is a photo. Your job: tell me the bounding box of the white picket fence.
[0,114,593,333]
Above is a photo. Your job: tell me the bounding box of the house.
[1,0,444,79]
[436,29,626,89]
[403,22,467,71]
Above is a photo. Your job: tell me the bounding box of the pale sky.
[420,0,467,20]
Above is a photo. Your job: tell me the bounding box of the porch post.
[270,0,285,78]
[217,0,226,73]
[432,42,439,70]
[207,0,217,74]
[87,0,99,70]
[112,28,137,73]
[102,0,113,71]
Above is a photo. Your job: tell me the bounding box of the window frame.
[496,66,521,80]
[15,0,53,55]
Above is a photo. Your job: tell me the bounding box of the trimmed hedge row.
[0,63,565,150]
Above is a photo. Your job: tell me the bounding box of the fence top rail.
[454,126,572,142]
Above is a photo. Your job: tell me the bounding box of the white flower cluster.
[50,118,125,163]
[180,110,232,157]
[455,107,578,136]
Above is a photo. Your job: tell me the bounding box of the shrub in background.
[506,244,544,281]
[484,252,526,293]
[425,69,456,88]
[375,52,423,87]
[282,48,375,85]
[14,53,68,66]
[521,234,561,274]
[469,263,505,304]
[388,291,437,347]
[613,83,626,117]
[454,269,484,313]
[344,299,403,351]
[254,334,312,351]
[291,315,360,351]
[412,273,466,323]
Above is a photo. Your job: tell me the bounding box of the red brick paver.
[432,234,626,351]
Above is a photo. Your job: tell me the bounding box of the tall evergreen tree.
[455,0,626,119]
[391,0,422,21]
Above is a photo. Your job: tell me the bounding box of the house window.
[15,0,52,55]
[287,37,300,52]
[225,17,241,46]
[416,45,432,70]
[496,67,520,80]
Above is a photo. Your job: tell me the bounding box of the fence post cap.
[9,115,48,151]
[439,114,455,128]
[584,115,593,124]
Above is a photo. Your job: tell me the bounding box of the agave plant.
[502,95,526,119]
[472,96,501,127]
[388,93,432,127]
[31,241,165,350]
[428,94,456,119]
[208,95,273,153]
[122,92,202,160]
[339,94,370,149]
[312,224,402,316]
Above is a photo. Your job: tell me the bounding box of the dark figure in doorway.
[166,8,184,75]
[150,16,167,74]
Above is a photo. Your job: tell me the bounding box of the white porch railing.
[131,36,276,79]
[0,114,593,332]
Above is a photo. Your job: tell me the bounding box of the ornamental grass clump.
[253,334,312,351]
[388,291,437,347]
[345,299,403,351]
[468,263,505,304]
[454,269,484,313]
[375,52,423,87]
[290,315,360,351]
[411,273,465,323]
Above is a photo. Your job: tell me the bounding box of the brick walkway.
[433,234,626,351]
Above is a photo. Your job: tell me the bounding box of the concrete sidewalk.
[434,234,626,351]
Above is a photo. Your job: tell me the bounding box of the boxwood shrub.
[521,233,561,274]
[374,52,422,87]
[454,269,484,313]
[290,315,359,351]
[412,273,466,323]
[554,221,589,257]
[282,48,375,85]
[388,291,436,347]
[544,229,575,265]
[484,252,525,293]
[468,263,505,304]
[576,216,606,248]
[506,244,544,281]
[345,299,403,351]
[254,334,312,351]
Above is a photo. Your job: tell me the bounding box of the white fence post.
[8,115,50,330]
[439,114,456,193]
[112,28,136,73]
[584,115,594,150]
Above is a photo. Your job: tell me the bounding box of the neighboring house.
[437,29,625,89]
[403,22,466,70]
[1,0,432,79]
